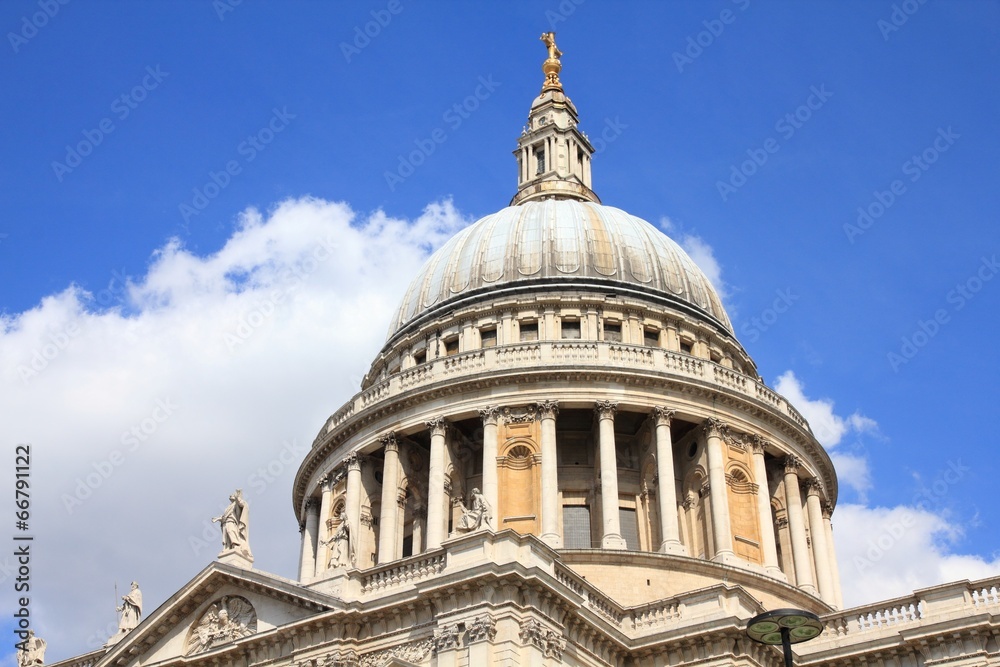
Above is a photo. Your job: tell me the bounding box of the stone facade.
[47,32,1000,667]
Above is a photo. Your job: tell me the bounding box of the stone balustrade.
[323,341,811,441]
[807,576,1000,648]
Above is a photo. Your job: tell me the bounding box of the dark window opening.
[644,328,659,346]
[563,506,592,549]
[444,339,459,356]
[520,322,538,342]
[480,327,497,348]
[561,319,581,339]
[680,340,693,354]
[604,322,622,342]
[413,350,427,365]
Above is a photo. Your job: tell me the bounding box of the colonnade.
[297,403,841,608]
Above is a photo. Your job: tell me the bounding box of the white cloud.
[774,370,876,449]
[0,197,467,658]
[835,502,1000,608]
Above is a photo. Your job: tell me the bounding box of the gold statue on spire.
[540,32,563,92]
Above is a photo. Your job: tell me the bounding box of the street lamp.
[745,608,824,667]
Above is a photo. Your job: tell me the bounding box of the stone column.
[823,502,843,609]
[750,439,783,578]
[538,400,561,547]
[480,407,500,525]
[377,433,401,564]
[652,407,685,554]
[345,453,364,566]
[426,417,448,550]
[596,401,625,549]
[298,498,319,581]
[704,418,736,563]
[783,457,817,595]
[806,480,836,605]
[315,475,334,576]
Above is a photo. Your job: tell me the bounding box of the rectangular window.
[561,319,581,339]
[619,507,640,551]
[444,339,459,356]
[480,327,497,348]
[563,506,593,549]
[604,321,622,342]
[536,148,546,175]
[644,328,659,347]
[413,349,426,365]
[401,534,413,558]
[680,340,693,354]
[520,321,538,342]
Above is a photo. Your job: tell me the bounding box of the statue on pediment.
[455,488,492,532]
[16,630,45,667]
[213,489,252,559]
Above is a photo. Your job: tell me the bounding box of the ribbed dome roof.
[386,200,732,341]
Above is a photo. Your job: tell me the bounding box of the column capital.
[749,434,769,455]
[804,478,824,497]
[783,456,803,474]
[478,406,501,426]
[594,400,618,421]
[703,417,728,437]
[651,406,676,427]
[822,500,834,519]
[305,497,320,511]
[320,473,334,492]
[426,417,449,437]
[536,400,559,419]
[346,451,366,472]
[380,432,399,453]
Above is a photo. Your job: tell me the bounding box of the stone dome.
[386,199,732,342]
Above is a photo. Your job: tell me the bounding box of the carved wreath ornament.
[185,595,258,655]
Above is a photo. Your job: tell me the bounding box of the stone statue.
[104,581,143,647]
[540,32,562,61]
[455,487,492,532]
[213,489,252,558]
[16,630,45,667]
[118,581,143,631]
[322,507,355,568]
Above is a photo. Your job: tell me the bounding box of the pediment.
[95,562,340,667]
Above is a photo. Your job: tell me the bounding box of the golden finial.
[540,32,563,92]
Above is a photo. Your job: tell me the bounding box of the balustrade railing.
[324,340,812,438]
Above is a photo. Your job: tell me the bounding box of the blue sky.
[1,0,998,659]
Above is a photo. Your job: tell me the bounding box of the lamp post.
[746,608,824,667]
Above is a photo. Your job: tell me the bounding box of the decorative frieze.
[185,595,257,655]
[466,615,497,643]
[502,405,538,423]
[358,639,433,667]
[519,619,566,659]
